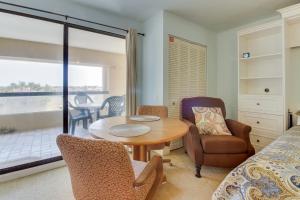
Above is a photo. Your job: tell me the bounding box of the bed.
[213,126,300,200]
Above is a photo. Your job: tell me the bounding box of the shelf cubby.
[239,21,283,97]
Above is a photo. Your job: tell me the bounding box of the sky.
[0,59,103,87]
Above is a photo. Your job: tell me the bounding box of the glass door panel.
[68,28,126,136]
[0,12,63,170]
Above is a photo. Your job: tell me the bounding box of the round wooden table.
[89,116,188,161]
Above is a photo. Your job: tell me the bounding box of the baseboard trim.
[0,160,66,183]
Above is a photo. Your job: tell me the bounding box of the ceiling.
[69,0,300,31]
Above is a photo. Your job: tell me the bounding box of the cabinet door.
[168,36,207,118]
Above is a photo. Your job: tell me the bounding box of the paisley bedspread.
[213,126,300,200]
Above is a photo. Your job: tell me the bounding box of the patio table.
[74,103,103,119]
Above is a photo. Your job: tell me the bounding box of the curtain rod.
[0,1,145,36]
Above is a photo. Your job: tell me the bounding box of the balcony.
[0,91,111,170]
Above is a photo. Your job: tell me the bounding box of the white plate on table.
[109,124,151,137]
[129,115,160,122]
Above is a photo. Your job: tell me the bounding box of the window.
[0,11,126,174]
[69,65,104,91]
[0,59,63,115]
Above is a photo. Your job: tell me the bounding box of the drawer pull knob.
[256,102,260,106]
[264,88,270,93]
[256,121,260,124]
[257,139,260,143]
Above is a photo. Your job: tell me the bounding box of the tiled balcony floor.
[0,127,89,169]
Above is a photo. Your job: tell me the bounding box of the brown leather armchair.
[181,97,255,178]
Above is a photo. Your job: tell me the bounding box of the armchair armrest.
[182,119,200,138]
[182,119,203,165]
[133,156,163,187]
[226,119,255,156]
[225,119,251,141]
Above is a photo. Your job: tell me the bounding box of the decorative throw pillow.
[192,107,231,135]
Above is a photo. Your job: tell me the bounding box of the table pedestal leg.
[139,145,147,162]
[132,145,147,162]
[133,146,140,161]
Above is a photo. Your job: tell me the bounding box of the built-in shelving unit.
[279,4,300,128]
[237,4,300,153]
[238,20,284,152]
[238,21,283,97]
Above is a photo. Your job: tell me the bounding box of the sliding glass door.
[0,12,64,171]
[0,11,126,174]
[68,27,126,136]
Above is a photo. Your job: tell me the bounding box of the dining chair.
[137,105,172,165]
[57,134,163,200]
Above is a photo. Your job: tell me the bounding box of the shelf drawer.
[252,127,282,138]
[239,111,283,132]
[239,95,283,114]
[250,134,275,148]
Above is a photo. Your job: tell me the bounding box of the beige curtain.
[126,28,137,116]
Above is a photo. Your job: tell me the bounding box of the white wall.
[141,11,164,105]
[216,16,280,119]
[141,11,218,105]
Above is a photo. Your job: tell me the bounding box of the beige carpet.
[0,149,231,200]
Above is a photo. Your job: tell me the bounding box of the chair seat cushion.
[201,135,247,154]
[131,160,157,200]
[131,160,147,178]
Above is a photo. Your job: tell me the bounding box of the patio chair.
[98,95,125,119]
[68,102,93,135]
[74,92,93,104]
[74,92,99,118]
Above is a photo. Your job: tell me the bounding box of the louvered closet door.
[168,36,207,118]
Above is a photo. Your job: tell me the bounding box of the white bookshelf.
[238,20,285,152]
[279,4,300,128]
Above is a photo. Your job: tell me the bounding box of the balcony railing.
[0,91,110,131]
[0,90,109,97]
